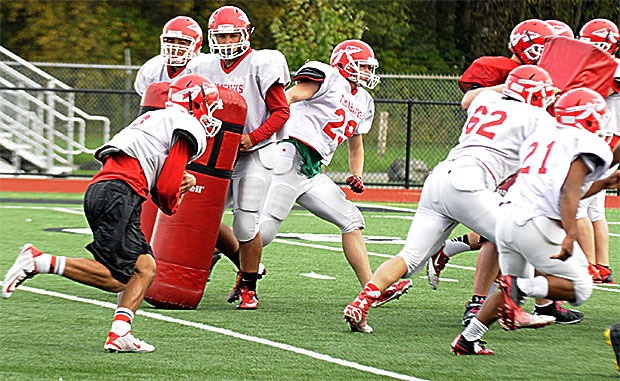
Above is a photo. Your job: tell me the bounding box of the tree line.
[1,0,618,75]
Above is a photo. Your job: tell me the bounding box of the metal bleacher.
[0,46,110,174]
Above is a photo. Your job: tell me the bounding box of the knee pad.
[340,207,366,234]
[397,251,423,278]
[570,275,593,306]
[233,210,260,243]
[259,217,281,246]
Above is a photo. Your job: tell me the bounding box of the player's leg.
[296,174,372,286]
[230,146,278,309]
[589,191,613,283]
[343,167,455,333]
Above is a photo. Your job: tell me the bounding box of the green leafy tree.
[270,0,366,71]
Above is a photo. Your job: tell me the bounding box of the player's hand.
[346,175,365,193]
[180,172,196,194]
[603,170,620,190]
[550,236,574,261]
[239,134,254,152]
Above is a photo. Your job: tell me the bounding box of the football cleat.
[499,275,555,330]
[589,263,602,284]
[451,334,494,355]
[605,323,620,371]
[104,331,155,353]
[462,298,485,327]
[2,243,42,298]
[371,279,413,307]
[227,264,267,303]
[426,246,450,290]
[236,286,259,310]
[343,304,373,333]
[596,264,614,284]
[533,301,583,325]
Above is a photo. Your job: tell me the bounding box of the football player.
[344,65,558,334]
[185,5,291,309]
[134,16,203,97]
[132,15,240,288]
[2,74,222,352]
[577,18,620,284]
[451,88,620,355]
[428,19,582,326]
[258,40,411,318]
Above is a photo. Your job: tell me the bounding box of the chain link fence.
[4,63,468,187]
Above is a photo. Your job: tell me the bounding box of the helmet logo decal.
[330,45,363,66]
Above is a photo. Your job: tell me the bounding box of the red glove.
[346,175,364,193]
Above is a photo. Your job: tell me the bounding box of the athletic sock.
[241,272,258,291]
[363,282,382,299]
[443,235,471,258]
[110,307,133,336]
[462,317,488,341]
[34,253,67,275]
[471,295,486,304]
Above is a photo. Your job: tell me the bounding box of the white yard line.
[14,285,427,381]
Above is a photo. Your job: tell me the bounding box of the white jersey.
[446,90,556,188]
[606,92,620,135]
[185,49,290,150]
[505,126,613,220]
[133,54,205,96]
[96,104,207,191]
[286,61,375,165]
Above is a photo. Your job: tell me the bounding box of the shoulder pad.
[293,66,326,82]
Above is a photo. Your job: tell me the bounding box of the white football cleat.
[104,331,155,353]
[2,243,42,298]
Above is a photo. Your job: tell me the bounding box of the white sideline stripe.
[0,205,83,215]
[272,238,394,258]
[15,285,427,381]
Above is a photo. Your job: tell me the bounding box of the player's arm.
[346,134,365,193]
[461,84,505,110]
[242,83,290,151]
[553,156,590,261]
[286,80,321,105]
[151,137,194,215]
[583,170,620,198]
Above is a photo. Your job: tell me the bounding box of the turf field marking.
[13,284,427,381]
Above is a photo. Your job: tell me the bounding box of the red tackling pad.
[538,36,616,98]
[144,87,246,309]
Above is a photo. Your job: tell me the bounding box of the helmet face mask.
[160,16,203,67]
[555,88,615,150]
[208,6,253,60]
[168,75,224,138]
[503,65,557,109]
[509,19,554,65]
[330,40,380,90]
[579,18,620,56]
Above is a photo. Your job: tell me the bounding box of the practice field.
[0,192,618,380]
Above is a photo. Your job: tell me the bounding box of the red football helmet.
[555,88,614,149]
[160,16,203,67]
[503,65,557,109]
[167,74,223,138]
[509,19,555,64]
[546,20,575,38]
[208,6,253,60]
[578,18,620,56]
[330,40,380,89]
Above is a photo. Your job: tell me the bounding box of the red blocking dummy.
[145,87,246,309]
[538,36,616,98]
[139,81,171,242]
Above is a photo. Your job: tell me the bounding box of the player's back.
[286,61,375,165]
[505,126,613,219]
[447,90,555,186]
